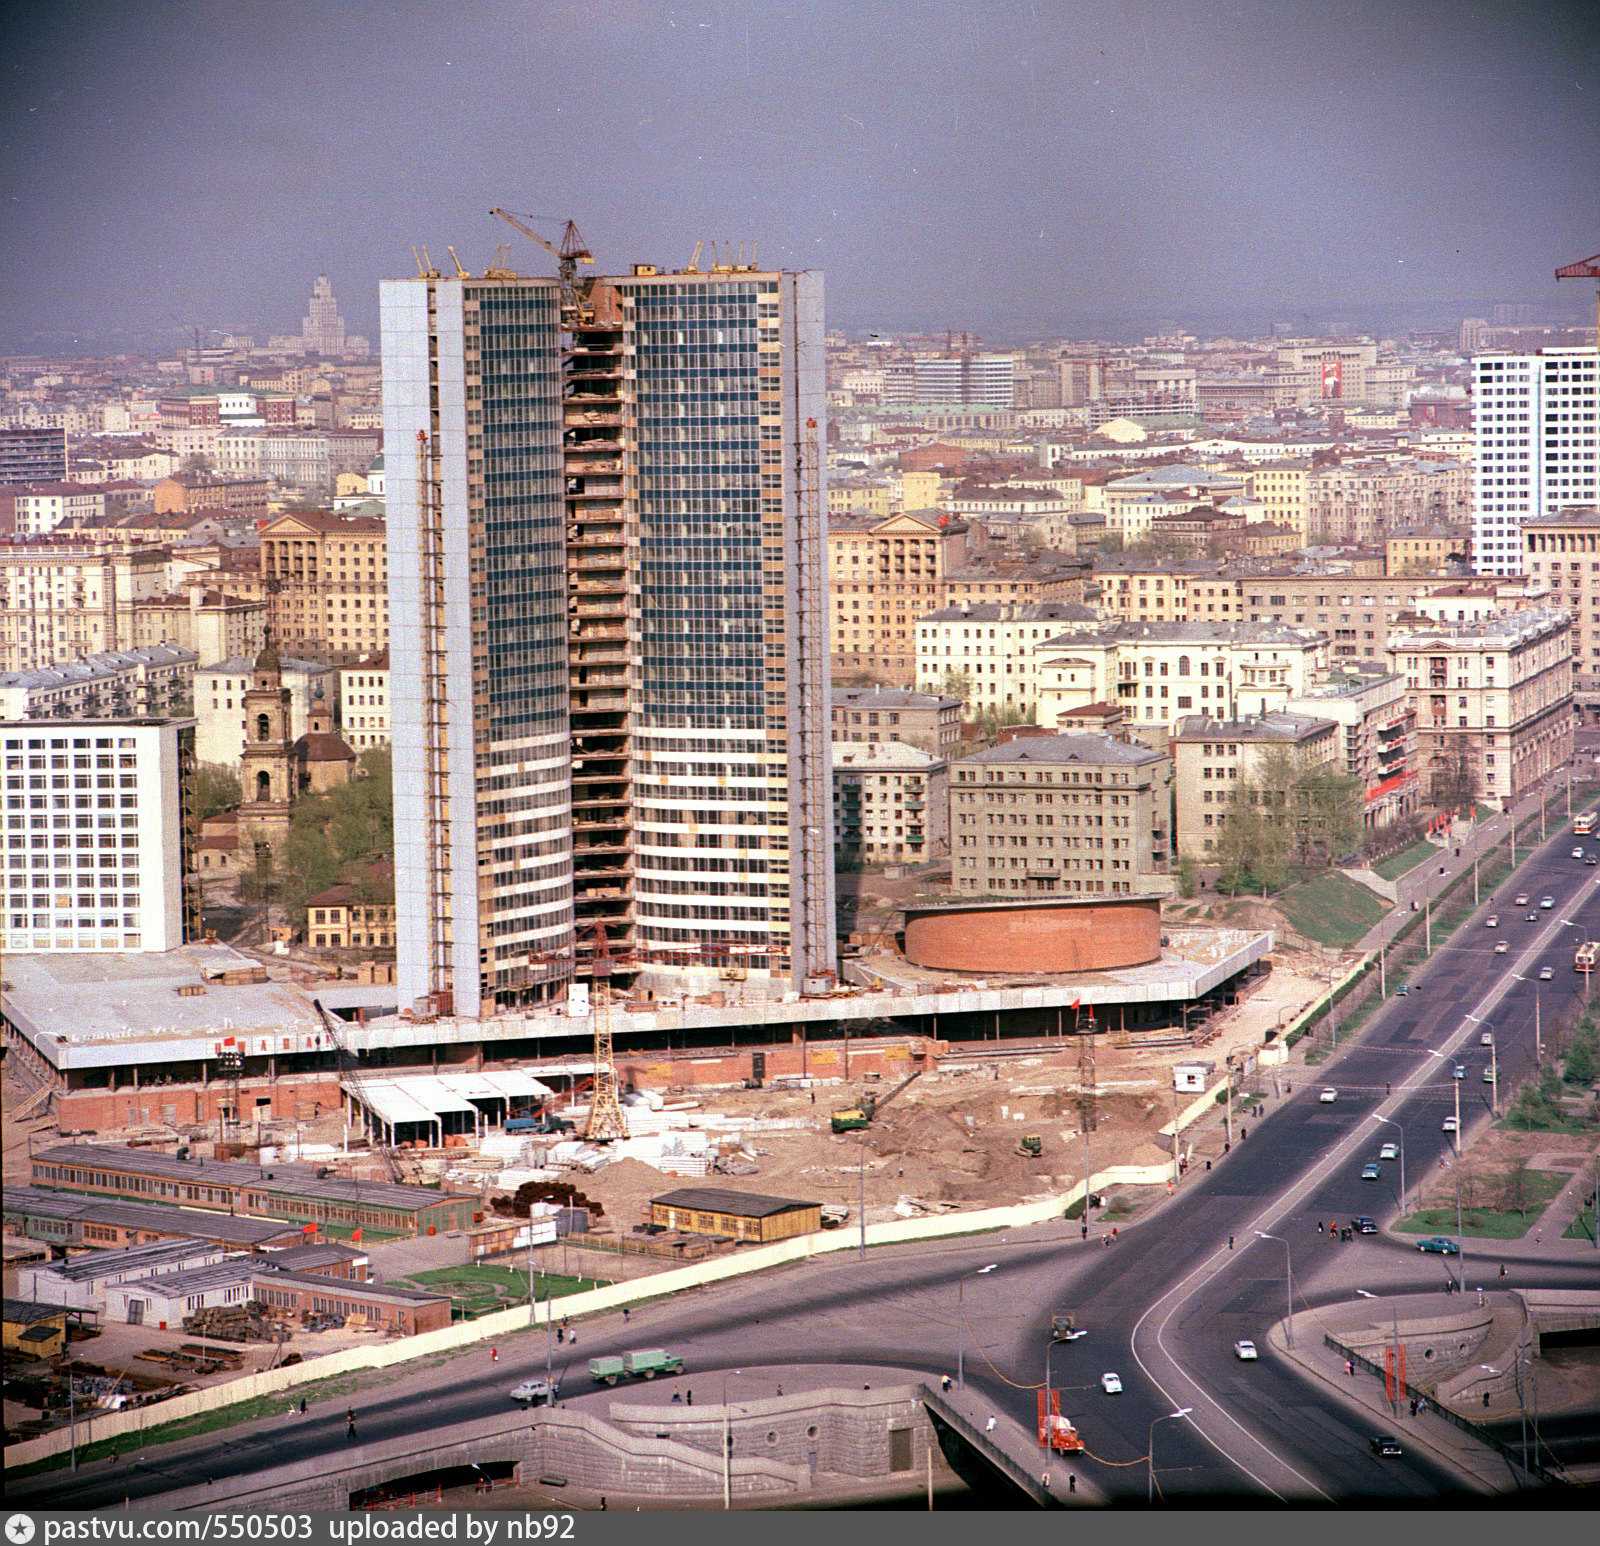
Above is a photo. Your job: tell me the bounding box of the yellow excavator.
[831,1069,923,1133]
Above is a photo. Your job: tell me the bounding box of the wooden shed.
[649,1187,822,1244]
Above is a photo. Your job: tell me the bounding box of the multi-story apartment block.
[1,483,105,536]
[1305,458,1469,546]
[1102,466,1248,541]
[830,685,962,753]
[259,510,387,665]
[915,601,1100,717]
[827,481,892,519]
[1472,348,1600,577]
[127,588,268,666]
[305,885,395,949]
[943,555,1087,610]
[1387,526,1468,576]
[382,259,834,1014]
[0,541,170,673]
[1523,507,1600,722]
[1385,608,1572,809]
[0,427,68,484]
[1034,620,1328,746]
[338,651,389,750]
[1247,461,1310,542]
[152,473,270,515]
[832,741,948,863]
[1236,573,1441,662]
[0,717,190,954]
[1171,711,1339,857]
[950,733,1173,897]
[830,509,967,683]
[0,646,196,722]
[1284,668,1419,829]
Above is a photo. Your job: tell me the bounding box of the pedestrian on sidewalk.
[1499,1263,1508,1278]
[1318,1220,1324,1235]
[1228,1235,1234,1250]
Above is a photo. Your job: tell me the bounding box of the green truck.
[589,1349,685,1385]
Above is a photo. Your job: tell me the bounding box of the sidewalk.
[1527,1144,1600,1247]
[1267,1302,1512,1493]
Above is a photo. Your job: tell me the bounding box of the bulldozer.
[830,1069,922,1133]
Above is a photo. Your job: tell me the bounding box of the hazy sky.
[2,0,1597,348]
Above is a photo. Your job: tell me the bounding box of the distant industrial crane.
[489,208,595,321]
[1555,249,1600,342]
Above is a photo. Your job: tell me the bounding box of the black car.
[1351,1215,1377,1234]
[1370,1434,1403,1457]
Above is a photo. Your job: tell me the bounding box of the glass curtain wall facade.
[615,269,834,990]
[382,277,573,1019]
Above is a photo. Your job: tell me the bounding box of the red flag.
[1071,999,1080,1011]
[351,1228,363,1243]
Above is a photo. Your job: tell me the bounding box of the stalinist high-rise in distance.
[381,242,834,1019]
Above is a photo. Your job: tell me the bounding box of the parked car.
[1540,966,1555,980]
[1370,1434,1404,1457]
[1442,1115,1459,1133]
[1100,1371,1123,1394]
[1351,1215,1377,1234]
[1319,1087,1338,1104]
[1361,1162,1382,1180]
[1417,1236,1460,1255]
[1395,983,1412,993]
[1379,1142,1399,1160]
[1233,1339,1259,1361]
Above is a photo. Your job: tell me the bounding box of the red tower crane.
[1555,250,1600,343]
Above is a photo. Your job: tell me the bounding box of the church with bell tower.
[236,635,296,854]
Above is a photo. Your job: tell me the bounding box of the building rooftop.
[1523,506,1600,528]
[1037,618,1323,650]
[955,732,1165,768]
[24,1237,221,1284]
[831,685,960,711]
[0,645,198,692]
[919,601,1099,625]
[1172,711,1338,743]
[651,1187,820,1219]
[33,1144,474,1215]
[1385,606,1570,648]
[197,655,330,678]
[1,1187,304,1247]
[1092,555,1229,576]
[833,741,944,771]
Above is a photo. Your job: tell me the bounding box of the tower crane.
[1555,250,1600,344]
[582,921,629,1142]
[488,208,595,322]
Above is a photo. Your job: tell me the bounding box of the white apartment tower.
[1471,347,1600,576]
[381,259,835,1018]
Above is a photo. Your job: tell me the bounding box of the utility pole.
[1535,991,1542,1063]
[1490,1040,1499,1116]
[1473,853,1479,906]
[858,1136,866,1262]
[1453,1070,1461,1156]
[1170,1077,1181,1186]
[1379,942,1386,1000]
[1425,895,1432,956]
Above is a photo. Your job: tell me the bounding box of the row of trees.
[1211,745,1364,894]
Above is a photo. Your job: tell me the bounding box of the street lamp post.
[1479,1349,1531,1485]
[1371,1113,1406,1217]
[721,1367,743,1511]
[956,1262,998,1389]
[1147,1407,1192,1504]
[1254,1230,1293,1349]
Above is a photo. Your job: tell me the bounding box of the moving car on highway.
[1233,1339,1259,1361]
[1370,1434,1403,1457]
[1319,1087,1338,1103]
[1100,1371,1122,1394]
[1417,1236,1460,1255]
[1442,1115,1459,1133]
[1351,1215,1377,1234]
[1379,1143,1398,1160]
[510,1377,560,1407]
[1360,1162,1381,1180]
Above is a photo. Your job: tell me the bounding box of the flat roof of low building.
[26,1237,222,1283]
[651,1188,820,1219]
[1,1188,302,1247]
[251,1267,448,1305]
[1172,711,1337,743]
[831,686,961,710]
[955,733,1165,768]
[33,1144,474,1214]
[903,894,1166,917]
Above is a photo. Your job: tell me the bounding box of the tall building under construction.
[380,254,834,1019]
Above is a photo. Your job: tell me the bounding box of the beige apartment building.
[0,540,169,672]
[833,740,949,863]
[1247,462,1310,542]
[914,600,1100,717]
[1034,620,1329,749]
[828,481,893,519]
[831,509,968,683]
[949,732,1174,897]
[1305,459,1469,546]
[1094,558,1232,622]
[1523,507,1600,723]
[1385,608,1573,810]
[1236,573,1438,663]
[943,555,1087,610]
[1171,711,1340,858]
[1387,527,1468,576]
[259,510,388,665]
[1285,668,1419,829]
[830,684,963,753]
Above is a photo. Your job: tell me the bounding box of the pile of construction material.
[181,1302,290,1343]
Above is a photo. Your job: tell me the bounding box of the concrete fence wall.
[5,1186,1092,1473]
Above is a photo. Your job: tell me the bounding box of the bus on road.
[1574,812,1595,837]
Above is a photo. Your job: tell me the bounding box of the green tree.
[1176,852,1199,899]
[937,667,974,708]
[192,764,241,823]
[280,825,341,925]
[1564,1037,1596,1087]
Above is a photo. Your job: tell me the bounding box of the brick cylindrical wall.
[902,896,1161,974]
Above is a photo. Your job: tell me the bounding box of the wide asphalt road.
[18,823,1600,1510]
